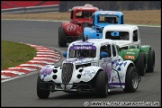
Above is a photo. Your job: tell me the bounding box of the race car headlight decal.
[40,65,53,75]
[77,74,81,79]
[53,75,57,79]
[79,69,83,72]
[53,69,58,73]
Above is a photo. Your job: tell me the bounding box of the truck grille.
[62,63,73,84]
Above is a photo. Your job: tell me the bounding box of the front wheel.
[124,66,139,92]
[37,75,50,99]
[95,71,108,98]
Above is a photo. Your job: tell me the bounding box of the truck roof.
[72,6,99,11]
[94,11,123,16]
[103,24,138,32]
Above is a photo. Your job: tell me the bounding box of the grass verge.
[1,40,36,70]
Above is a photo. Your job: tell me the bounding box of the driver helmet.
[82,11,92,18]
[120,32,129,40]
[105,17,117,23]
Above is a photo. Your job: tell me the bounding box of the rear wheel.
[37,75,50,99]
[58,27,67,47]
[135,52,146,76]
[146,49,155,72]
[95,71,108,98]
[124,66,139,92]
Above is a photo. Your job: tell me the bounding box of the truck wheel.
[124,66,139,92]
[95,71,108,98]
[146,49,155,72]
[37,75,50,99]
[58,27,67,47]
[135,52,146,76]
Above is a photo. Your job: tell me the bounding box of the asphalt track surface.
[1,20,161,107]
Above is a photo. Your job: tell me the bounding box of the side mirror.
[63,52,67,58]
[100,52,108,59]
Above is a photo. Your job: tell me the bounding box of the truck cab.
[82,10,124,39]
[102,24,155,76]
[103,24,141,49]
[58,5,99,47]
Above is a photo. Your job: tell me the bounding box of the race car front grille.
[62,63,73,84]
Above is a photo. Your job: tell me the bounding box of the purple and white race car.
[37,38,141,98]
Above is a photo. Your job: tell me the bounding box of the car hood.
[72,19,92,24]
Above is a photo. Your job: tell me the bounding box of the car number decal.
[125,55,135,59]
[67,25,76,32]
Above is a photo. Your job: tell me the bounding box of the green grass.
[1,40,36,70]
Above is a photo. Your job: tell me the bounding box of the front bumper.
[39,81,95,92]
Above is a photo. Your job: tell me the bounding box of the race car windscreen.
[69,45,96,58]
[98,16,118,24]
[76,11,93,18]
[105,31,129,40]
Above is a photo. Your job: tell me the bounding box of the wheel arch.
[140,45,151,53]
[119,48,140,62]
[80,66,105,82]
[140,45,151,64]
[124,61,138,81]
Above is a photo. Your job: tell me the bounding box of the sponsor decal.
[67,25,76,32]
[70,45,96,50]
[72,41,94,46]
[126,52,135,54]
[125,55,135,59]
[40,65,53,75]
[40,65,53,80]
[82,69,95,77]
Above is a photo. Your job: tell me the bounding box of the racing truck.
[81,10,124,39]
[83,24,155,76]
[37,38,141,99]
[58,4,99,47]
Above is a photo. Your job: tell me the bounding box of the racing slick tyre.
[124,66,139,92]
[135,52,146,76]
[37,75,50,99]
[95,71,108,98]
[146,49,155,72]
[58,27,67,47]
